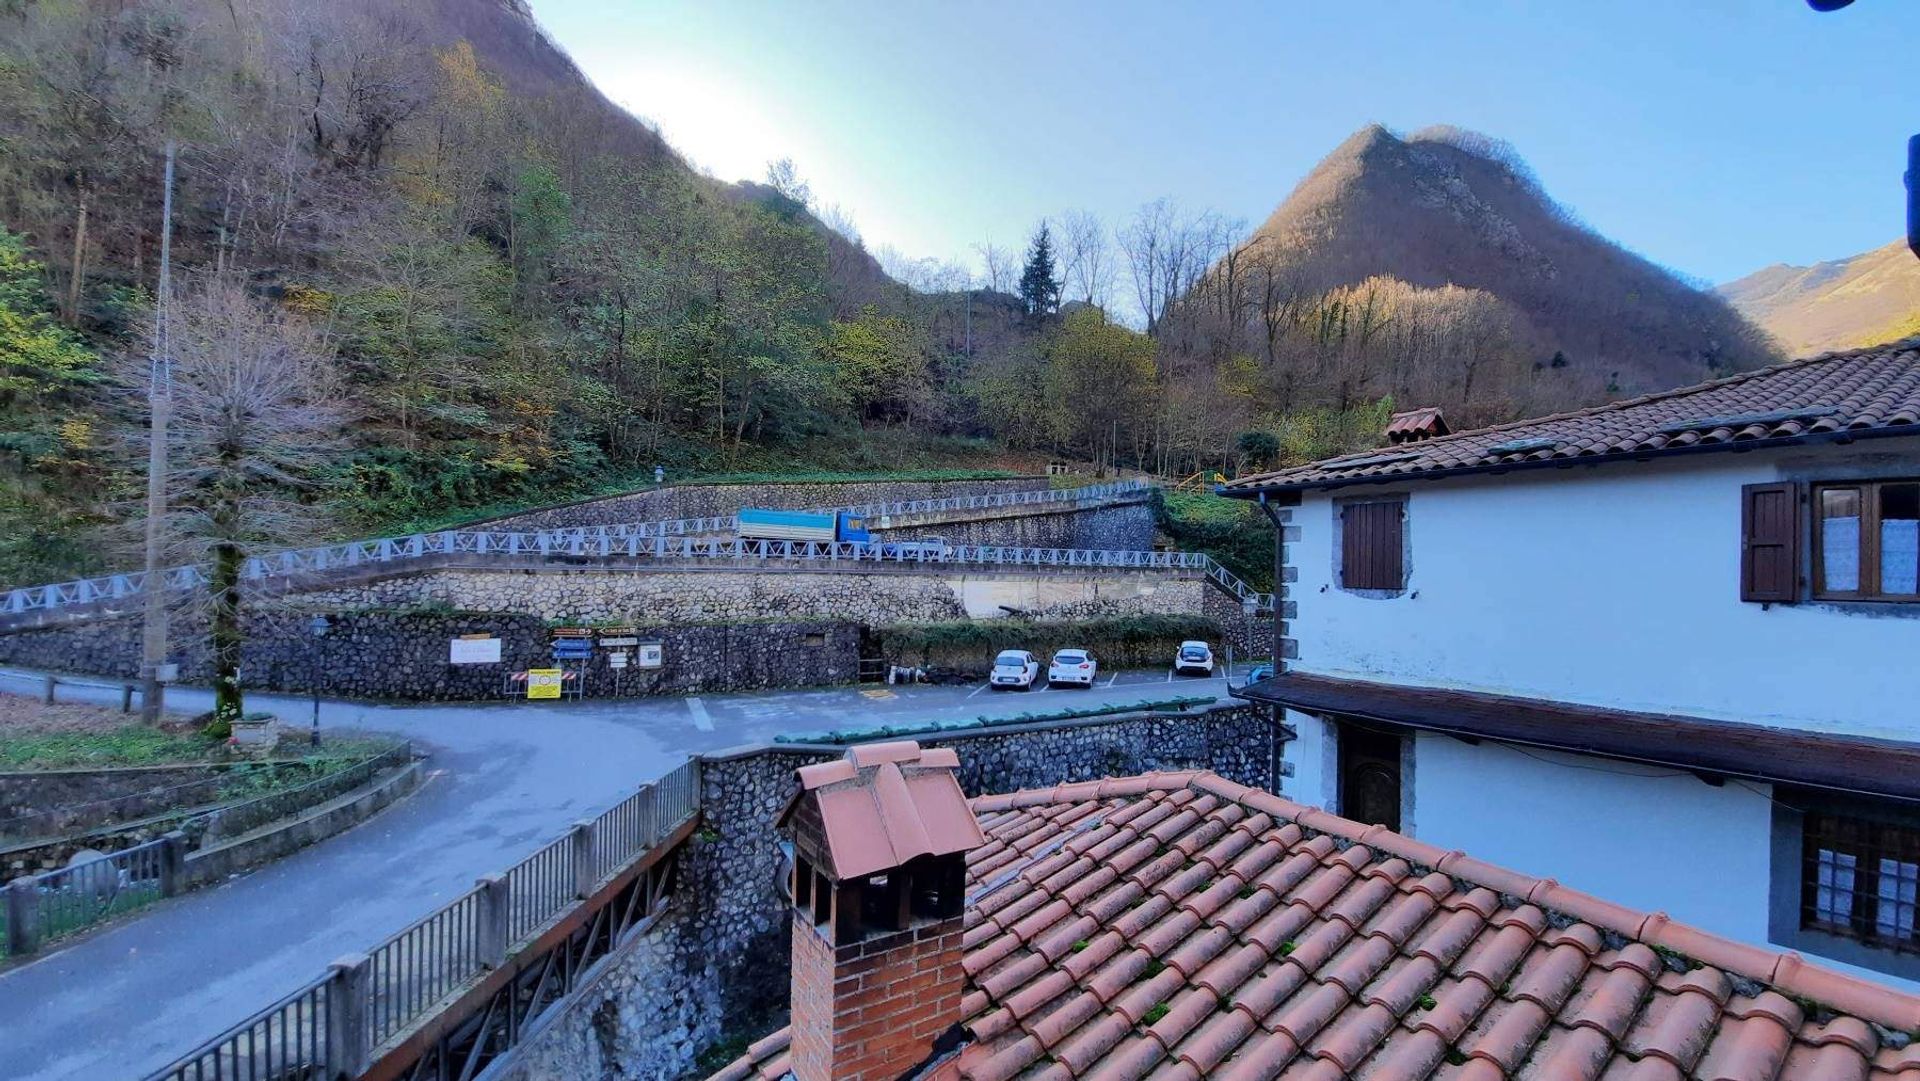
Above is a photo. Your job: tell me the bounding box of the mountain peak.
[1243,124,1777,408]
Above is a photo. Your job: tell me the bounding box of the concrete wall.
[481,477,1050,531]
[0,611,862,701]
[494,703,1282,1081]
[1288,445,1920,738]
[876,500,1156,552]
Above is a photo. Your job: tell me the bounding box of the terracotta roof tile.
[712,772,1920,1081]
[781,740,986,881]
[1221,340,1920,494]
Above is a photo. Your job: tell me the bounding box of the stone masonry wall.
[481,477,1049,532]
[494,703,1281,1081]
[288,566,1203,626]
[0,610,861,701]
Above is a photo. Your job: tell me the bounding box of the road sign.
[608,650,630,669]
[449,637,501,664]
[551,639,593,660]
[598,636,639,648]
[526,668,563,699]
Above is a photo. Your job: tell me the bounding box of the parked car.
[1047,648,1099,687]
[1173,640,1215,676]
[1243,663,1275,684]
[990,649,1041,691]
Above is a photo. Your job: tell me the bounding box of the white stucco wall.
[1289,445,1920,739]
[1414,733,1775,938]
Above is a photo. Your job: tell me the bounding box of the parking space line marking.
[966,684,989,699]
[1105,672,1118,687]
[686,697,713,731]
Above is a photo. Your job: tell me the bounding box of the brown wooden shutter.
[1741,482,1801,603]
[1342,500,1404,590]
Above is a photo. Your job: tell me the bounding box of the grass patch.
[1153,488,1274,593]
[0,726,224,770]
[0,726,395,772]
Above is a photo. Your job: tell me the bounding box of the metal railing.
[4,836,177,956]
[367,886,488,1047]
[146,757,704,1081]
[2,742,415,958]
[2,481,1153,619]
[505,835,575,943]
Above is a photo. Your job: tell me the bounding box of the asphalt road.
[0,666,1231,1081]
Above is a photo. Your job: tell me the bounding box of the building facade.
[1225,341,1920,991]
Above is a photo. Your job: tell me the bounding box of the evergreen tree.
[1018,223,1061,318]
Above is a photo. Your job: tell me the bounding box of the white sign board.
[599,636,639,648]
[637,642,664,669]
[608,651,630,669]
[449,637,502,664]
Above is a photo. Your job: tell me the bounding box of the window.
[1801,812,1920,956]
[1814,479,1920,601]
[1340,498,1405,592]
[1771,793,1920,980]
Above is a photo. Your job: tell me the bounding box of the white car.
[1047,648,1099,687]
[989,649,1041,691]
[1173,640,1215,677]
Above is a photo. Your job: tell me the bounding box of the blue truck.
[735,508,871,543]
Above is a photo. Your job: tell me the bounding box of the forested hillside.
[0,0,1013,587]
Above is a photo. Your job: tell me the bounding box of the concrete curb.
[182,757,425,888]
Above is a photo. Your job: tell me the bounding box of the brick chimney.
[777,741,984,1081]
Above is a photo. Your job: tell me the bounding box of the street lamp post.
[308,615,330,747]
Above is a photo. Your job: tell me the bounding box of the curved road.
[0,667,1230,1081]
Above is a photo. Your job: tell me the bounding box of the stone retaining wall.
[289,565,1205,626]
[481,477,1049,532]
[0,610,862,701]
[0,765,224,848]
[494,703,1283,1081]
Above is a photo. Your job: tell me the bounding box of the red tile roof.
[780,741,984,880]
[1222,340,1920,494]
[1386,408,1450,443]
[717,772,1920,1081]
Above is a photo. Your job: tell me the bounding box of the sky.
[533,0,1919,286]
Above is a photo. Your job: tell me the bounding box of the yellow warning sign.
[526,668,564,700]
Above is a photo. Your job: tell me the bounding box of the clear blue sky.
[535,0,1918,285]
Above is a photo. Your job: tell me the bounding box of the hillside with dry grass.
[1720,239,1920,356]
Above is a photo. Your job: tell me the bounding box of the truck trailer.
[735,508,871,543]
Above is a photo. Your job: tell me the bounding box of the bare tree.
[119,280,348,732]
[973,241,1015,295]
[1057,209,1115,309]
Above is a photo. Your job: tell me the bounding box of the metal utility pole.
[139,140,176,724]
